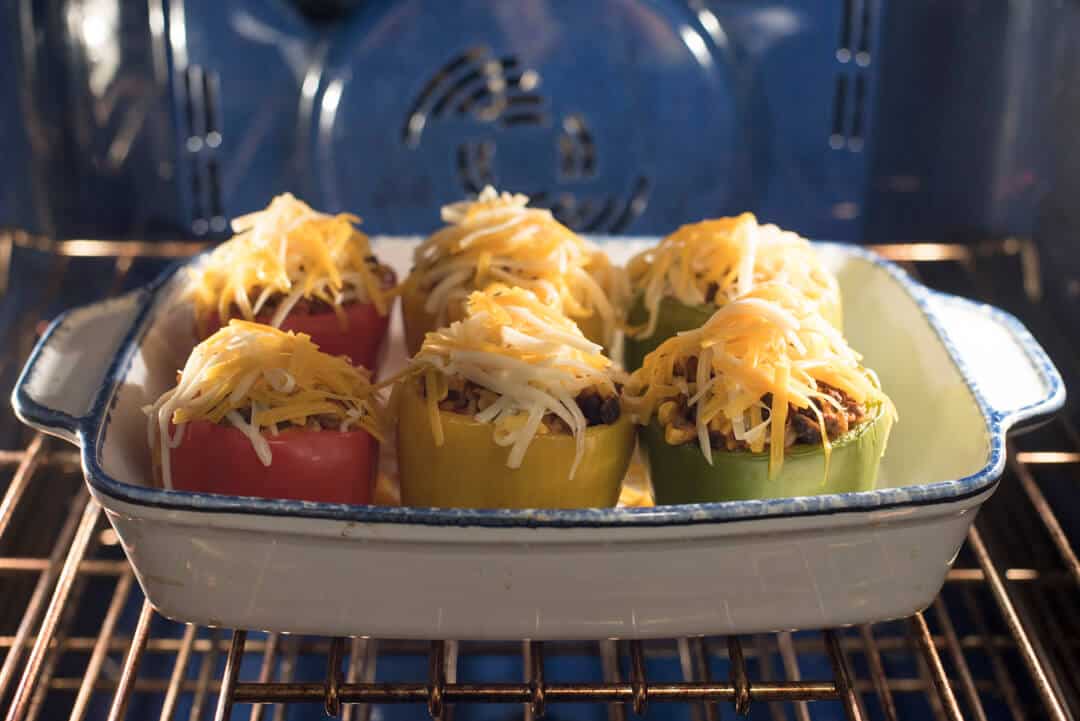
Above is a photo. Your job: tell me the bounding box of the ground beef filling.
[786,385,866,444]
[659,357,867,450]
[226,399,358,433]
[431,377,621,433]
[232,258,395,318]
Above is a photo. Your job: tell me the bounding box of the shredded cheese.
[626,213,841,339]
[185,193,392,333]
[406,284,617,479]
[625,282,894,478]
[402,186,628,347]
[145,320,387,490]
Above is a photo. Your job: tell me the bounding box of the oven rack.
[0,231,1077,721]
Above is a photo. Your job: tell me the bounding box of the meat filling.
[226,400,360,433]
[233,259,395,317]
[428,377,621,433]
[660,357,867,450]
[787,385,866,444]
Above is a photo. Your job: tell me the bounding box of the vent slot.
[430,68,486,117]
[455,85,491,116]
[183,66,205,152]
[456,140,496,193]
[500,111,547,128]
[838,0,874,65]
[830,74,848,149]
[837,0,855,62]
[558,115,596,179]
[183,66,205,234]
[832,0,874,151]
[404,49,548,146]
[202,69,225,231]
[406,49,649,232]
[582,197,617,232]
[203,69,222,150]
[525,176,649,233]
[402,48,486,145]
[207,160,226,232]
[850,74,867,151]
[610,176,650,232]
[857,0,874,65]
[830,72,868,152]
[182,64,224,236]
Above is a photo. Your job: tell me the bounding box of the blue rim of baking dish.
[12,240,1067,528]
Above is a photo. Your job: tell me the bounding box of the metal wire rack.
[0,230,1077,721]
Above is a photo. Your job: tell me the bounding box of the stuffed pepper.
[624,214,841,369]
[395,284,634,509]
[625,283,894,504]
[399,185,627,355]
[146,320,387,504]
[186,193,396,371]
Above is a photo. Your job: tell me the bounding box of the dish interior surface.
[96,239,990,502]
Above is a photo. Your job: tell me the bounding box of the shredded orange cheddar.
[186,193,391,332]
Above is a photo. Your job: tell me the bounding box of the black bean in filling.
[577,386,621,425]
[672,355,699,380]
[704,282,720,304]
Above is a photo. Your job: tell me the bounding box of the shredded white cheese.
[626,213,841,338]
[625,283,894,478]
[145,320,386,489]
[403,186,628,347]
[408,285,617,479]
[185,193,391,331]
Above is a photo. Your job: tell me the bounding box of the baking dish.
[12,238,1064,640]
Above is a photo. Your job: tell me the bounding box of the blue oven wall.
[0,11,32,234]
[164,0,879,240]
[161,0,317,237]
[0,0,185,239]
[0,0,1063,242]
[1,2,59,236]
[705,0,882,241]
[2,0,889,242]
[865,0,1062,243]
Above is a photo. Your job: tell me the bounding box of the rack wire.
[0,230,1077,721]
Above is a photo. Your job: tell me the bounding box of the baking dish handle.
[12,290,149,445]
[923,291,1066,430]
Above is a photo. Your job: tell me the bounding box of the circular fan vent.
[402,47,649,232]
[306,1,740,235]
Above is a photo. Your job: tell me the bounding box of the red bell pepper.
[166,420,377,505]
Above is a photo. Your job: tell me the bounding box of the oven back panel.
[0,0,1064,243]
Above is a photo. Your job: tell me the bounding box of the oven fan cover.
[301,0,743,233]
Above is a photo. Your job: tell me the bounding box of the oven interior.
[2,1,1080,720]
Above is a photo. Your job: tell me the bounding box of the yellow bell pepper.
[396,379,634,509]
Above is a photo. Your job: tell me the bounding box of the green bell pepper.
[623,292,844,371]
[642,402,892,504]
[623,295,714,371]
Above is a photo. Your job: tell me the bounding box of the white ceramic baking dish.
[13,238,1064,640]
